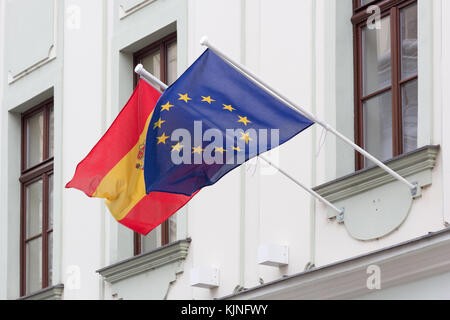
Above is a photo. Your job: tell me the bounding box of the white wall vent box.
[190,267,219,288]
[257,244,289,267]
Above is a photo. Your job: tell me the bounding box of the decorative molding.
[19,284,64,300]
[97,239,191,283]
[119,0,157,20]
[7,0,58,84]
[313,145,440,203]
[8,50,56,85]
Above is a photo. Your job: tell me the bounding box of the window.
[20,99,54,296]
[133,33,178,255]
[133,33,178,89]
[352,0,418,169]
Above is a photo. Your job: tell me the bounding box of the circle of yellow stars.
[153,93,256,156]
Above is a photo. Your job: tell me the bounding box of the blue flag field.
[144,49,314,196]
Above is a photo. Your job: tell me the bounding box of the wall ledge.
[119,0,157,20]
[18,284,64,300]
[313,145,440,202]
[222,227,450,300]
[97,238,191,284]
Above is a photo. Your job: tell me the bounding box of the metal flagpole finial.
[200,36,209,47]
[135,63,144,74]
[135,63,168,90]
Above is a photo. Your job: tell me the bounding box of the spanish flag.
[66,80,195,235]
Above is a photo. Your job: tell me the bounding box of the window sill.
[314,145,439,203]
[97,238,191,284]
[18,284,64,300]
[313,145,440,240]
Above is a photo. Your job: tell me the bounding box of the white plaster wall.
[61,0,107,299]
[441,0,450,226]
[0,0,6,300]
[0,0,64,299]
[244,0,314,288]
[333,0,355,178]
[356,270,450,300]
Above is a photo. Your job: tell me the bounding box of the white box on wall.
[258,244,289,267]
[190,267,219,289]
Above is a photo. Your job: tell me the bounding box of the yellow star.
[192,146,204,154]
[161,102,174,112]
[240,132,252,144]
[223,104,236,112]
[178,93,192,103]
[215,147,227,153]
[201,96,216,104]
[153,117,166,129]
[171,142,183,152]
[238,116,252,126]
[233,146,242,152]
[156,132,170,145]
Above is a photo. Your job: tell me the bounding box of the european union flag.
[144,49,314,196]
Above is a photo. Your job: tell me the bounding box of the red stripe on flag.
[65,80,161,196]
[118,191,199,235]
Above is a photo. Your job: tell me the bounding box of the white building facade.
[1,0,450,300]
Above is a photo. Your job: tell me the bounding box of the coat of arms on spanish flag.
[66,80,195,235]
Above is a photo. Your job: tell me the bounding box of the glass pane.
[26,237,42,295]
[402,79,418,153]
[169,215,177,243]
[141,225,161,253]
[48,174,53,229]
[49,107,54,158]
[362,16,391,96]
[167,42,178,85]
[361,0,375,6]
[26,180,43,238]
[48,232,53,285]
[26,112,44,168]
[363,90,393,167]
[400,3,418,80]
[141,50,161,81]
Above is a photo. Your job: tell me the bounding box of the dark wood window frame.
[133,32,177,89]
[132,32,177,256]
[352,0,418,170]
[20,98,54,297]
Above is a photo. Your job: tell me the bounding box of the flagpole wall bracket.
[411,182,421,199]
[337,209,345,223]
[320,179,416,240]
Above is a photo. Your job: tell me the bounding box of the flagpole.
[134,66,344,215]
[135,64,166,91]
[258,155,343,215]
[199,36,418,196]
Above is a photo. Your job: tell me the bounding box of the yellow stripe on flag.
[93,113,153,221]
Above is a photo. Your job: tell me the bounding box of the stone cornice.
[97,238,191,283]
[223,228,450,300]
[313,145,439,202]
[19,284,64,300]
